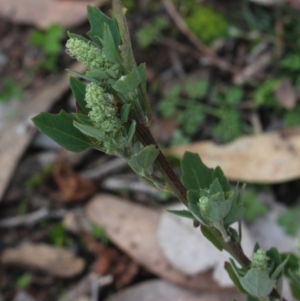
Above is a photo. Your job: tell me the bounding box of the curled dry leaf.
[104,280,245,301]
[84,236,139,289]
[85,194,228,291]
[0,0,107,29]
[0,243,85,278]
[54,152,95,202]
[165,127,300,183]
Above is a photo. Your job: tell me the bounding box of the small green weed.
[18,199,29,216]
[0,78,23,103]
[159,81,247,144]
[29,24,64,71]
[242,190,268,222]
[49,223,68,247]
[185,5,228,44]
[277,206,300,236]
[16,273,31,290]
[25,173,44,190]
[136,16,169,49]
[92,224,110,246]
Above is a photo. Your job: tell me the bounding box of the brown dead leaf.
[0,0,107,29]
[275,77,297,109]
[85,194,230,291]
[165,127,300,183]
[84,236,139,288]
[104,280,245,301]
[0,243,85,278]
[0,62,86,202]
[54,152,95,202]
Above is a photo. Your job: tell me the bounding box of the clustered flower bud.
[85,82,125,151]
[252,248,269,270]
[198,196,209,215]
[66,38,107,69]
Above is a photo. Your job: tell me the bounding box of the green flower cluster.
[252,248,269,270]
[66,38,119,75]
[85,82,126,151]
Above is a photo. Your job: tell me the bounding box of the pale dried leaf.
[104,280,245,301]
[165,127,300,183]
[1,243,85,278]
[0,62,85,201]
[275,77,297,109]
[85,194,224,291]
[158,204,254,287]
[0,0,107,29]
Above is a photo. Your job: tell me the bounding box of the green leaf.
[87,5,120,48]
[32,110,92,152]
[66,69,98,83]
[126,120,136,145]
[128,145,159,177]
[69,77,89,114]
[121,104,131,123]
[212,166,231,192]
[224,262,247,293]
[240,269,275,298]
[86,69,110,80]
[201,224,223,251]
[181,152,214,190]
[167,209,194,220]
[102,23,121,64]
[112,68,141,94]
[73,122,105,140]
[271,255,289,280]
[67,32,90,43]
[224,205,245,226]
[137,63,147,89]
[290,281,300,301]
[72,113,93,126]
[187,190,207,224]
[112,0,136,72]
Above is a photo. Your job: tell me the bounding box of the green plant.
[92,224,110,245]
[32,2,300,300]
[0,78,23,103]
[159,82,246,143]
[185,5,228,44]
[277,206,300,236]
[16,273,31,290]
[136,16,169,49]
[49,223,68,247]
[242,190,268,223]
[29,24,64,71]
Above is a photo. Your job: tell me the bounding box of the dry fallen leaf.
[85,194,226,291]
[275,77,297,109]
[1,243,85,278]
[165,127,300,183]
[0,62,85,202]
[54,152,95,202]
[0,0,107,29]
[85,237,139,289]
[104,280,245,301]
[158,204,254,287]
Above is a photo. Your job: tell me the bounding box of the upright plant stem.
[136,122,289,301]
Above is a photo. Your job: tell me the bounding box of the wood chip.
[1,243,85,278]
[85,194,231,291]
[165,127,300,183]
